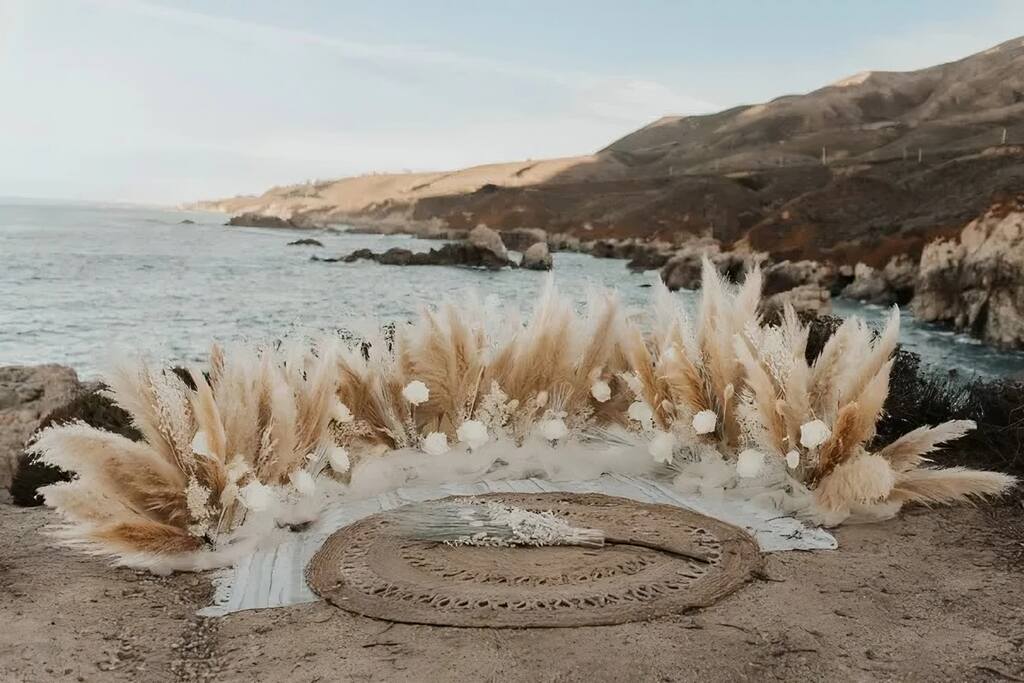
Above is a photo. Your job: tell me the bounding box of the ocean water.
[2,199,1023,380]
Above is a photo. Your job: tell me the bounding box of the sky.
[1,0,1022,204]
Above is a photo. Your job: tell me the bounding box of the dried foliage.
[31,261,1018,570]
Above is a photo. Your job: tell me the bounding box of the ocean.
[2,198,1023,380]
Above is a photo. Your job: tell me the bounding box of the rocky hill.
[198,37,1024,267]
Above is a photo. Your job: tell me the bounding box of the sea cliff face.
[914,196,1024,348]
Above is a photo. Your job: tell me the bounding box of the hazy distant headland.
[197,37,1024,349]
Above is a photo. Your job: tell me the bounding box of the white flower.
[800,419,831,448]
[225,457,249,484]
[627,400,654,428]
[402,380,430,406]
[691,410,717,435]
[422,431,450,456]
[785,450,801,469]
[539,418,568,441]
[328,445,351,473]
[238,480,273,512]
[332,400,354,423]
[456,420,489,450]
[191,430,212,457]
[289,469,316,496]
[648,430,676,463]
[590,380,611,403]
[736,449,764,478]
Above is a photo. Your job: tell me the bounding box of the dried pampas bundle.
[390,499,712,563]
[34,258,1017,571]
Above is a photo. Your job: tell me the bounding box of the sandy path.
[2,500,1022,682]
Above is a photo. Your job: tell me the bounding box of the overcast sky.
[1,0,1022,204]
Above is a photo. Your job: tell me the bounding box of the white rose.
[627,400,654,428]
[540,418,568,442]
[402,380,430,405]
[785,450,800,469]
[328,446,351,473]
[289,469,316,496]
[332,400,354,423]
[800,419,831,448]
[422,431,450,456]
[691,410,717,435]
[736,449,764,478]
[238,480,273,511]
[590,380,611,403]
[648,430,676,463]
[455,420,489,450]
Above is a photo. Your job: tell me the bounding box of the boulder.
[763,259,839,296]
[763,285,833,317]
[522,242,553,271]
[0,365,81,489]
[468,225,508,260]
[913,196,1024,348]
[227,213,300,229]
[659,240,749,290]
[841,255,917,305]
[626,244,673,273]
[500,228,548,252]
[338,243,513,270]
[287,238,324,247]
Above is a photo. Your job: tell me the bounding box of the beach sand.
[2,498,1022,682]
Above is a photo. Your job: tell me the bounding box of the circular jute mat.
[306,492,760,628]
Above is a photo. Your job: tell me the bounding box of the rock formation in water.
[521,242,553,271]
[324,226,514,271]
[914,196,1024,348]
[287,238,324,247]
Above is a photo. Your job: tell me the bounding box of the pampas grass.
[31,259,1018,570]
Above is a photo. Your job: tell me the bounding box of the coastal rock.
[287,238,324,247]
[841,256,917,305]
[0,365,81,489]
[763,260,839,296]
[500,227,548,252]
[763,285,832,317]
[659,240,752,290]
[338,243,513,270]
[521,242,553,271]
[227,213,301,229]
[468,225,508,260]
[913,196,1024,348]
[626,243,674,273]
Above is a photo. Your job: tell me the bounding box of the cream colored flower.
[540,418,568,441]
[289,470,316,496]
[238,480,273,512]
[736,449,764,478]
[648,430,676,463]
[402,380,430,405]
[456,420,489,450]
[328,445,351,473]
[691,410,717,435]
[332,400,354,423]
[590,380,611,403]
[422,431,450,456]
[627,400,654,427]
[785,450,801,469]
[800,419,831,448]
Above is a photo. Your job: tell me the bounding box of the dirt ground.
[2,496,1023,683]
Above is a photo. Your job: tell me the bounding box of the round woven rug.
[306,492,761,628]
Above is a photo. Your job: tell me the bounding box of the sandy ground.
[2,497,1023,683]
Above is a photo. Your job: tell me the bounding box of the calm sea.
[2,199,1022,380]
